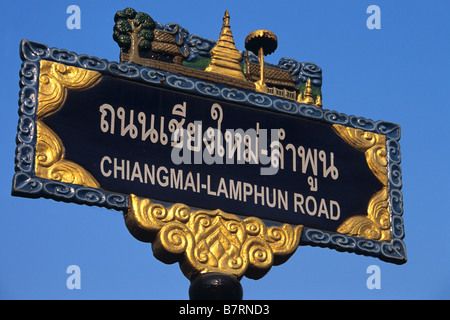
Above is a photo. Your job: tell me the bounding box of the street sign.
[13,9,406,283]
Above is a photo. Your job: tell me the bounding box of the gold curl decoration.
[38,60,102,118]
[35,121,100,188]
[35,60,102,188]
[126,194,303,280]
[332,124,387,186]
[332,124,391,241]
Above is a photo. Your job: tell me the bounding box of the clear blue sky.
[1,0,449,299]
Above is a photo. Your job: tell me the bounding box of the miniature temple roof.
[151,29,187,59]
[121,28,186,64]
[247,62,296,89]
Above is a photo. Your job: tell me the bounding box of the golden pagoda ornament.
[297,78,315,104]
[205,11,246,80]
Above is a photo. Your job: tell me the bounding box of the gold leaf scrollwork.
[126,194,303,280]
[36,120,100,188]
[336,187,390,241]
[35,60,102,188]
[332,124,391,241]
[38,60,102,118]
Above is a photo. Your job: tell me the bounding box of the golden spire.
[315,95,323,108]
[205,11,246,80]
[297,78,315,104]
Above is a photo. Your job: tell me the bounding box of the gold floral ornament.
[126,194,303,280]
[35,60,102,188]
[332,124,391,241]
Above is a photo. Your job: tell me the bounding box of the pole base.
[189,273,243,300]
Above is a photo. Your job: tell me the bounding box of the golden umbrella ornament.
[245,30,278,93]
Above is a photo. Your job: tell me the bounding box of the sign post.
[12,8,406,299]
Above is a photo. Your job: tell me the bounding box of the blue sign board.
[12,39,406,264]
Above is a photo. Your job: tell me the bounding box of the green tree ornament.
[113,8,155,64]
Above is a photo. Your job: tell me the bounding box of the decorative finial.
[223,10,230,27]
[297,79,316,105]
[315,95,323,108]
[302,78,315,104]
[205,11,246,80]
